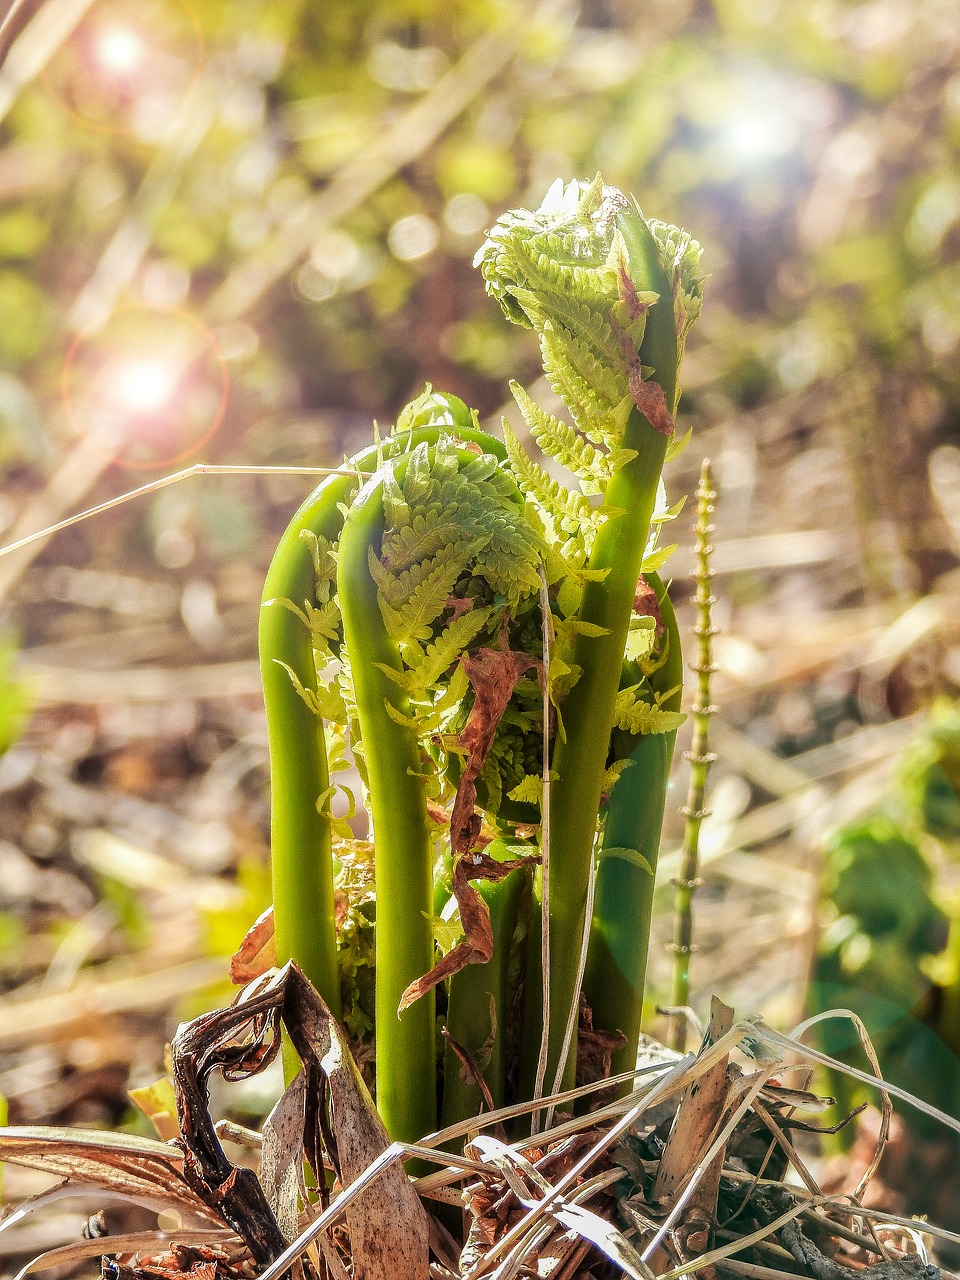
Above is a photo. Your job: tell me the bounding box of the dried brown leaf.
[260,1071,307,1244]
[629,371,676,436]
[0,1127,217,1224]
[451,645,540,857]
[398,849,533,1011]
[229,906,276,985]
[281,966,430,1280]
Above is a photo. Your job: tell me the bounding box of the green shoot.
[478,177,704,1096]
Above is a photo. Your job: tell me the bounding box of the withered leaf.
[633,574,664,636]
[576,997,627,1090]
[451,645,540,858]
[398,849,533,1011]
[628,370,676,437]
[259,1070,307,1244]
[0,1127,217,1224]
[229,906,276,985]
[281,965,430,1280]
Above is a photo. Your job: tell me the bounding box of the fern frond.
[299,529,338,601]
[501,416,601,543]
[314,677,348,724]
[640,543,677,574]
[510,382,611,494]
[305,597,342,653]
[382,607,493,698]
[646,216,705,358]
[614,683,686,736]
[273,658,322,718]
[600,757,634,792]
[381,510,484,574]
[624,616,657,663]
[370,544,481,643]
[539,325,626,426]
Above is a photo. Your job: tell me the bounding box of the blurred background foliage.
[0,0,959,1181]
[0,0,956,592]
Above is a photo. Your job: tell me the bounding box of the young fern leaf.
[378,607,494,699]
[502,421,600,538]
[613,682,686,736]
[370,542,483,643]
[479,177,705,1097]
[508,381,612,495]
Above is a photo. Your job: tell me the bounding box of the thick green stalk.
[582,574,682,1083]
[336,429,512,1144]
[441,839,529,1134]
[260,485,344,1014]
[260,395,504,1018]
[520,214,682,1098]
[338,466,436,1143]
[669,460,718,1051]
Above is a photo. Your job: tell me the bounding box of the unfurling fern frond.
[379,606,493,699]
[508,381,612,495]
[613,682,686,737]
[647,218,705,361]
[370,541,483,643]
[501,418,603,546]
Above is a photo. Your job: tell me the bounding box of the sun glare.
[722,110,797,163]
[108,358,179,414]
[94,25,144,76]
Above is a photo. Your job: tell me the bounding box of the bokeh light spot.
[94,25,144,75]
[62,305,228,471]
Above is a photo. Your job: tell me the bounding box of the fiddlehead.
[259,389,506,1021]
[336,431,546,1142]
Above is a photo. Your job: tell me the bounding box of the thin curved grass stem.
[531,565,554,1126]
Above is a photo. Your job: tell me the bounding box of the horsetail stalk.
[669,460,718,1051]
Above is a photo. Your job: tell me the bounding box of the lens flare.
[62,305,229,471]
[94,25,143,75]
[107,358,179,414]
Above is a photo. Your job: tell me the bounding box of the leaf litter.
[3,969,959,1280]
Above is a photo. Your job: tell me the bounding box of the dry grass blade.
[4,983,957,1280]
[0,1127,218,1223]
[758,1020,960,1138]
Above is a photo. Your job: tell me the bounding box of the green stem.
[441,839,529,1136]
[338,467,436,1144]
[582,574,682,1083]
[336,429,509,1145]
[260,482,347,1015]
[670,460,718,1051]
[519,214,682,1099]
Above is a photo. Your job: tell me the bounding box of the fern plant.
[259,176,704,1144]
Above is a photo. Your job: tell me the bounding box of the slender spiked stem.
[669,459,718,1051]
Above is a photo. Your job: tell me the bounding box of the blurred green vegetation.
[0,0,954,601]
[812,700,960,1139]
